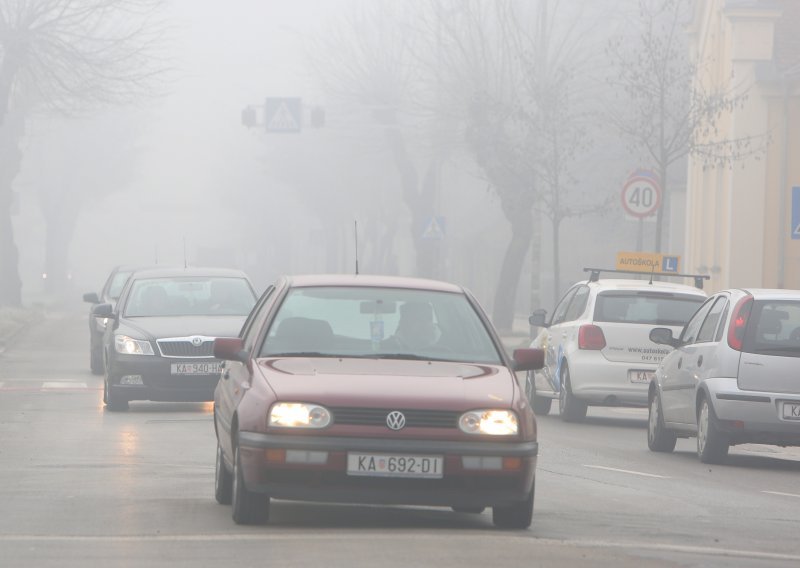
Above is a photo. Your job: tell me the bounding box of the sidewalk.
[0,306,45,354]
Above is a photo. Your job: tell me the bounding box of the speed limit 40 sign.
[621,173,661,218]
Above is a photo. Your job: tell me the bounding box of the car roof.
[285,274,465,293]
[738,288,800,300]
[128,266,250,280]
[584,278,707,295]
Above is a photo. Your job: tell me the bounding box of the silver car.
[648,289,800,463]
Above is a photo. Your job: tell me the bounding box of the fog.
[2,0,775,330]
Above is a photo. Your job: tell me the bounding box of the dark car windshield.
[594,291,705,326]
[124,277,256,317]
[260,286,503,364]
[743,300,800,357]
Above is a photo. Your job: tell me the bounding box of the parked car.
[83,265,141,374]
[648,288,800,463]
[212,274,544,528]
[92,266,257,411]
[528,269,707,422]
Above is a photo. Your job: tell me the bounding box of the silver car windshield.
[260,286,503,364]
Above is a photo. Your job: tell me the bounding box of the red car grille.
[330,407,459,429]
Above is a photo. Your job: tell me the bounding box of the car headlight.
[269,403,331,429]
[114,335,154,355]
[459,409,518,436]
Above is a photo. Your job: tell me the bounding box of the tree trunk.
[0,111,25,307]
[655,161,668,252]
[493,204,534,332]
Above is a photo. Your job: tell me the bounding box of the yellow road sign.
[616,252,680,274]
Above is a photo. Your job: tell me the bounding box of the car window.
[679,298,715,345]
[259,286,503,364]
[241,285,275,349]
[106,270,133,300]
[563,285,590,322]
[714,302,730,342]
[742,300,800,357]
[594,291,705,326]
[551,287,578,326]
[124,277,256,317]
[697,297,728,343]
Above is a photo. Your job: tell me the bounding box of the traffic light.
[310,106,325,128]
[241,106,257,128]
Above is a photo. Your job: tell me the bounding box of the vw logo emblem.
[386,411,406,430]
[191,336,203,347]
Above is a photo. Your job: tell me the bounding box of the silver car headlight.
[269,403,331,429]
[114,335,155,355]
[459,409,518,436]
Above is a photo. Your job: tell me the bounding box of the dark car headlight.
[114,335,155,356]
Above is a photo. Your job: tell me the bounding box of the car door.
[660,297,715,424]
[216,285,276,454]
[545,286,579,392]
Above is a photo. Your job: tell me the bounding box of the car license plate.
[346,453,444,479]
[170,362,221,375]
[629,370,654,384]
[782,402,800,420]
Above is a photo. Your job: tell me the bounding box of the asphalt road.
[1,307,799,567]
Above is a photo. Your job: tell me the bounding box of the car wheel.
[648,390,677,452]
[104,365,128,412]
[90,345,104,375]
[697,397,729,464]
[528,372,552,416]
[214,441,233,505]
[231,445,270,525]
[492,483,534,529]
[558,365,587,423]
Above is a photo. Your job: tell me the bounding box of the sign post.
[621,171,662,251]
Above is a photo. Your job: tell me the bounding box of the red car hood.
[256,357,515,410]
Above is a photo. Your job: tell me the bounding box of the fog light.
[285,450,328,464]
[265,449,286,463]
[462,456,503,470]
[503,457,522,471]
[120,375,143,385]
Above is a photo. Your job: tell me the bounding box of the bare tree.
[606,0,765,253]
[0,0,168,305]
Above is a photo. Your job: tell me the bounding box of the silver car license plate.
[782,402,800,420]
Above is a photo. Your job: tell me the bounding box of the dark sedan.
[93,267,257,411]
[212,274,544,529]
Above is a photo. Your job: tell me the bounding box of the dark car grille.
[330,407,459,429]
[157,340,214,358]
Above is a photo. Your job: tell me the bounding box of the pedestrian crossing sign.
[265,97,302,133]
[421,216,446,240]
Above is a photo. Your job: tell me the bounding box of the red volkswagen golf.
[212,274,544,529]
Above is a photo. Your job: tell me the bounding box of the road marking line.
[42,382,88,389]
[583,465,669,479]
[763,490,800,499]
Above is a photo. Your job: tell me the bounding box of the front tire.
[231,445,270,525]
[492,484,534,529]
[90,345,104,375]
[648,390,677,452]
[528,372,552,415]
[104,364,128,412]
[558,365,587,423]
[697,397,729,464]
[215,442,233,505]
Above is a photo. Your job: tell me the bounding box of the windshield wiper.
[372,353,454,362]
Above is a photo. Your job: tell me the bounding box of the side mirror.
[83,292,100,304]
[91,303,114,318]
[649,327,678,348]
[214,337,249,363]
[528,309,549,328]
[512,348,545,371]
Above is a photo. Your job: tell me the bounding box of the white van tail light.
[727,296,753,351]
[579,324,607,350]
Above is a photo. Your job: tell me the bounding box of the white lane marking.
[583,464,669,479]
[42,382,88,389]
[0,534,797,561]
[763,490,800,499]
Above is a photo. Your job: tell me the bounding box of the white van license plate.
[629,370,654,384]
[782,402,800,420]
